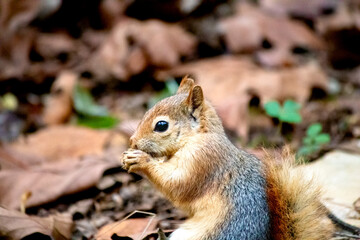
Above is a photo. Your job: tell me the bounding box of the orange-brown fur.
[264,149,334,240]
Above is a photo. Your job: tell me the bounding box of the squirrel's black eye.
[154,120,169,132]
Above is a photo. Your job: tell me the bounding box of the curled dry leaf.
[0,0,61,81]
[87,18,197,81]
[0,126,125,209]
[157,56,327,138]
[218,3,324,67]
[0,206,73,240]
[43,71,78,125]
[95,218,158,240]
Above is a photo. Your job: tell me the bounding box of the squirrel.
[121,77,337,240]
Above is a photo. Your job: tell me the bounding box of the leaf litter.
[0,0,360,239]
[157,56,327,138]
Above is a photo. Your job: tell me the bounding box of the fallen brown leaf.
[0,155,117,210]
[157,56,327,138]
[0,0,59,81]
[87,18,197,81]
[96,217,158,240]
[0,0,41,35]
[218,3,324,67]
[0,206,73,240]
[0,28,35,80]
[43,71,78,125]
[300,151,360,227]
[0,126,125,209]
[5,125,110,163]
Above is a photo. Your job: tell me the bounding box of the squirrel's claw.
[122,149,150,172]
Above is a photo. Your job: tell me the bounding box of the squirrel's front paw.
[122,149,151,173]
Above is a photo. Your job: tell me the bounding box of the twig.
[95,210,156,240]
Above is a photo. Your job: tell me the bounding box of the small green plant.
[72,84,118,129]
[148,79,178,108]
[298,123,330,157]
[264,99,302,137]
[264,100,302,124]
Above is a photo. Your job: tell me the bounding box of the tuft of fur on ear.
[186,85,204,111]
[177,76,195,94]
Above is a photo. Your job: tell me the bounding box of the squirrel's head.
[129,76,223,158]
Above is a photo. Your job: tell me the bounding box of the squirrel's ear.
[177,76,195,94]
[186,85,204,111]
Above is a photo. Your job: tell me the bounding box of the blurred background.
[0,0,360,239]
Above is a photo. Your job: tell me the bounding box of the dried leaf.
[0,206,73,240]
[158,56,327,138]
[6,126,110,163]
[0,156,117,210]
[0,0,44,80]
[0,29,35,80]
[96,218,158,240]
[0,0,41,34]
[218,3,324,67]
[88,18,197,81]
[43,71,78,125]
[300,151,360,227]
[0,126,125,209]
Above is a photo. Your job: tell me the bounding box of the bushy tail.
[263,149,334,240]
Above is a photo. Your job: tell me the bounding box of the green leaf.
[297,145,320,156]
[264,101,281,118]
[283,100,301,111]
[73,84,108,117]
[302,136,313,145]
[314,133,330,145]
[279,100,302,123]
[165,78,179,95]
[76,115,118,129]
[306,123,322,137]
[279,110,302,123]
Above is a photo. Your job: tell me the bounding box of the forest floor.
[0,0,360,239]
